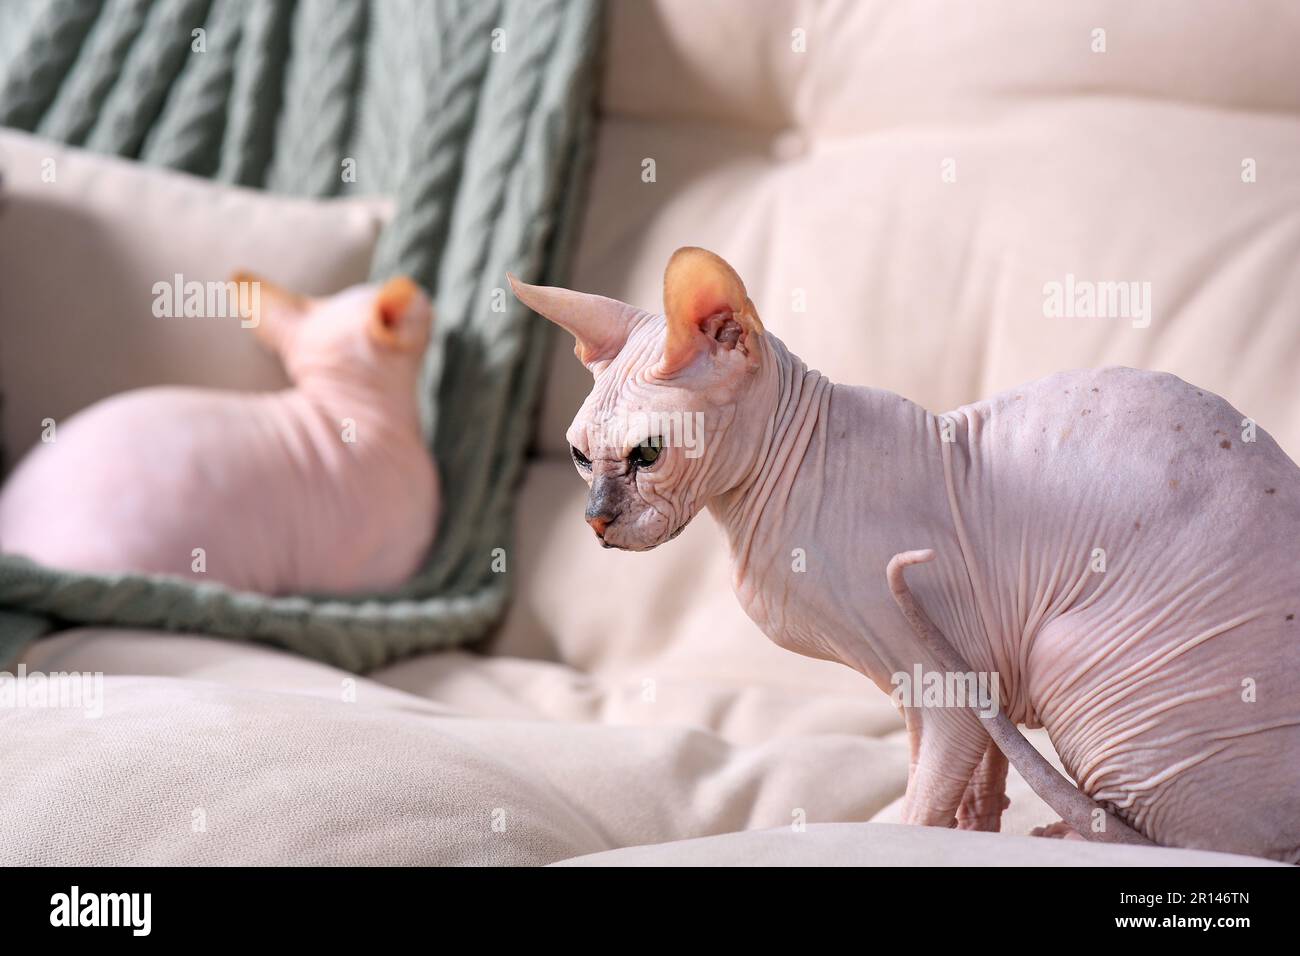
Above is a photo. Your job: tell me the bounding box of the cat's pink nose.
[587,515,610,537]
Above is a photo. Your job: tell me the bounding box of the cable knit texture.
[0,0,603,671]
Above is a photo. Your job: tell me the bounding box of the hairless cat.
[510,247,1300,862]
[0,275,438,595]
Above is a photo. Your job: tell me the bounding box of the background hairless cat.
[510,247,1300,862]
[0,276,439,596]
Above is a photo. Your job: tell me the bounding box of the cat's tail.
[886,549,1155,847]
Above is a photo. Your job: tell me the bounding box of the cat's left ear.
[231,270,307,352]
[659,247,764,377]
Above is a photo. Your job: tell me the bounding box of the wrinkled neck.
[706,333,982,688]
[709,334,832,551]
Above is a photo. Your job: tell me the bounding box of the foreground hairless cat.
[511,248,1300,862]
[0,275,438,595]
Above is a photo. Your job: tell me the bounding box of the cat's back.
[950,366,1300,525]
[945,367,1300,606]
[2,385,293,504]
[943,365,1300,724]
[0,385,303,586]
[0,383,437,594]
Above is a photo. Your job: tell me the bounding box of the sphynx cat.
[510,247,1300,862]
[0,275,439,596]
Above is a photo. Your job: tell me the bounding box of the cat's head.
[511,247,773,551]
[232,272,433,386]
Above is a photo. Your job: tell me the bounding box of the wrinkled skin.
[0,276,439,596]
[511,248,1300,862]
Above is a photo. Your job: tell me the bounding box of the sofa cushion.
[553,822,1283,867]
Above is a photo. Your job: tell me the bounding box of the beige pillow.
[0,128,392,471]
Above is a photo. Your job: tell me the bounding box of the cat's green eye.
[630,438,663,468]
[571,445,592,469]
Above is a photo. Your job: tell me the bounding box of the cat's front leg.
[900,705,990,828]
[955,738,1010,831]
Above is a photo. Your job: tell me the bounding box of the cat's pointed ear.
[231,270,308,352]
[660,247,764,376]
[508,274,637,371]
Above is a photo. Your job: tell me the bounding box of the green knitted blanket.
[0,0,601,671]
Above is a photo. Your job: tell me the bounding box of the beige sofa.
[3,1,1297,865]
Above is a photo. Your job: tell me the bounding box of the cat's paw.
[1030,820,1086,840]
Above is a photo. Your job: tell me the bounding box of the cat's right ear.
[508,275,638,373]
[659,247,763,377]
